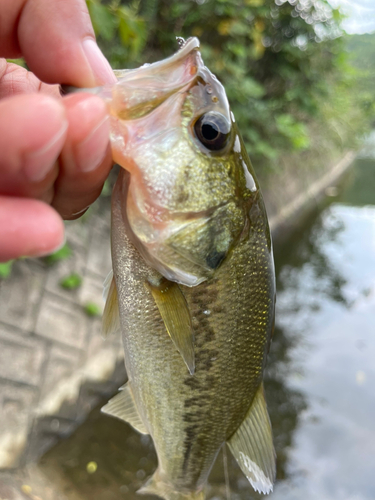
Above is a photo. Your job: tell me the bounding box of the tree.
[87,0,367,172]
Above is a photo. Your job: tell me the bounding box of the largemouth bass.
[100,38,276,500]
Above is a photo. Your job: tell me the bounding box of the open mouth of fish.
[73,37,231,137]
[108,37,202,120]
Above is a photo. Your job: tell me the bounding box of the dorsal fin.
[227,383,276,494]
[146,279,195,375]
[101,383,148,435]
[102,270,120,338]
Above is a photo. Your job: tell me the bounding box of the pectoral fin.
[146,279,195,375]
[101,383,148,435]
[102,270,120,338]
[227,383,276,494]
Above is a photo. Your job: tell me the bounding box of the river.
[38,143,375,500]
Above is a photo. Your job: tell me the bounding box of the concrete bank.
[0,150,357,486]
[0,195,122,472]
[268,151,356,242]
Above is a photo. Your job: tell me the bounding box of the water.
[271,159,375,499]
[38,152,375,499]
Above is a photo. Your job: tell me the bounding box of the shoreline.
[268,150,356,242]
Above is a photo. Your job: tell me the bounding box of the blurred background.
[1,1,375,499]
[87,0,375,190]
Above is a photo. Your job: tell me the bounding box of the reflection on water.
[272,157,375,500]
[39,155,375,500]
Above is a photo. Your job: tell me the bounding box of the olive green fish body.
[110,167,275,496]
[102,38,276,500]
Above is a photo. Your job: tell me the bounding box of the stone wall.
[0,196,125,469]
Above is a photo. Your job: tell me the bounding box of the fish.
[100,37,276,500]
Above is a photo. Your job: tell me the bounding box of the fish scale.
[109,168,274,496]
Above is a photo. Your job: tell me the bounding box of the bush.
[87,0,372,178]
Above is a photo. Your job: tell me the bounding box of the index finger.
[0,0,116,87]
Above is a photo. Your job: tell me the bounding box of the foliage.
[0,261,13,279]
[87,0,371,175]
[346,33,375,125]
[86,0,147,65]
[60,273,83,290]
[6,58,26,67]
[347,33,375,72]
[44,243,72,265]
[84,302,102,317]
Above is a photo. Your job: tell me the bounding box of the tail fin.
[138,469,205,500]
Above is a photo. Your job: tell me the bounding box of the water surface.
[271,156,375,500]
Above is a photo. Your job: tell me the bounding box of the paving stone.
[44,247,86,303]
[35,295,86,349]
[0,327,47,387]
[0,200,124,471]
[0,261,45,333]
[86,224,112,279]
[33,416,78,441]
[64,218,91,250]
[0,480,21,500]
[86,197,112,228]
[78,359,126,418]
[25,427,59,466]
[0,381,36,434]
[38,344,82,402]
[26,415,79,464]
[0,381,37,468]
[79,274,105,314]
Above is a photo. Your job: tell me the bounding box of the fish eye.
[194,112,231,151]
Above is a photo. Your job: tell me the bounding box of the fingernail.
[75,115,110,172]
[24,120,68,182]
[82,38,117,85]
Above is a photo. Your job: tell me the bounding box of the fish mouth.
[108,38,202,120]
[115,37,200,83]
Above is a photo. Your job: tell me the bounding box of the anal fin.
[101,383,148,435]
[146,278,195,375]
[102,270,120,338]
[227,383,276,494]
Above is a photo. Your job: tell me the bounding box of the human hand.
[0,0,117,262]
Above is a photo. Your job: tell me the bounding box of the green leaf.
[291,133,310,150]
[84,302,102,317]
[254,141,278,160]
[0,261,14,279]
[60,273,83,290]
[87,0,117,41]
[6,58,26,68]
[117,6,146,58]
[44,243,72,265]
[275,114,310,151]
